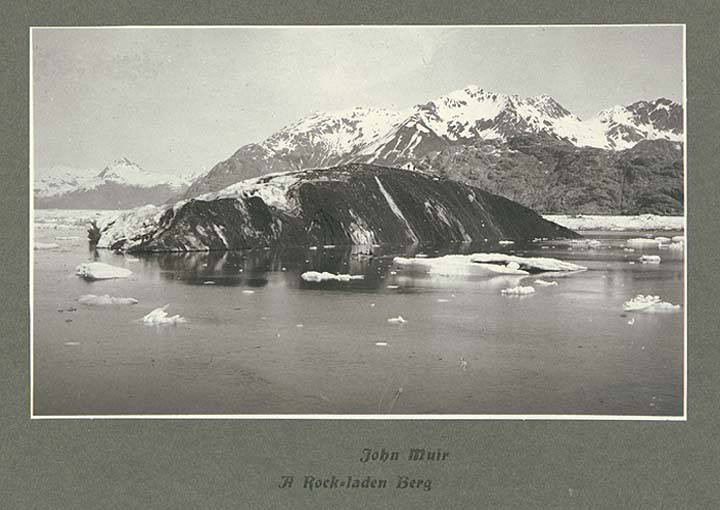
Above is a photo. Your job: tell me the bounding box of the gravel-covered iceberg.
[95,165,580,252]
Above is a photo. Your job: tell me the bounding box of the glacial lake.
[33,213,684,416]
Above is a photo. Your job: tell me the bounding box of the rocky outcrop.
[99,164,580,253]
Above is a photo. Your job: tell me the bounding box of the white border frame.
[29,23,688,421]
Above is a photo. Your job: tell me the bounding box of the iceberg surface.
[78,294,138,306]
[142,305,187,325]
[501,286,535,296]
[393,253,586,277]
[623,295,681,313]
[301,271,365,282]
[75,262,132,280]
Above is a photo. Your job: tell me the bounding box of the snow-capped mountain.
[35,158,194,209]
[182,85,683,199]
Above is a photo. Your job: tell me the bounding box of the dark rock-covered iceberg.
[97,164,580,252]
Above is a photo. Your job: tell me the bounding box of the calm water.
[33,221,684,416]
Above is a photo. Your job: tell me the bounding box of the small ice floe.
[308,246,318,251]
[203,281,216,285]
[587,239,602,248]
[35,242,60,250]
[501,286,535,296]
[639,255,661,264]
[459,358,468,371]
[141,305,187,326]
[626,238,660,249]
[534,279,558,287]
[64,341,80,346]
[628,317,635,325]
[393,253,585,277]
[437,298,450,303]
[323,244,336,249]
[242,289,255,294]
[623,295,681,313]
[498,240,515,245]
[623,248,636,252]
[387,316,407,325]
[667,242,684,250]
[370,303,376,307]
[628,261,636,265]
[296,324,304,328]
[75,262,132,280]
[301,271,364,282]
[386,285,399,289]
[78,294,138,306]
[375,341,388,347]
[655,236,671,243]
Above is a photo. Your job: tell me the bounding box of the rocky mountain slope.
[414,135,684,215]
[35,158,195,209]
[181,86,683,215]
[98,164,580,252]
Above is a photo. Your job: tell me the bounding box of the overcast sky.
[32,25,684,174]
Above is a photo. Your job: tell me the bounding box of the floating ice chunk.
[437,298,450,303]
[75,262,132,280]
[623,295,681,313]
[624,248,635,252]
[626,238,660,249]
[667,242,684,250]
[587,239,602,248]
[78,294,138,306]
[142,305,187,325]
[386,285,399,289]
[498,240,515,245]
[387,316,407,325]
[375,341,388,346]
[64,341,80,346]
[501,286,535,295]
[35,242,59,250]
[301,271,364,282]
[654,237,671,243]
[506,261,520,271]
[242,290,255,294]
[203,281,216,285]
[639,255,661,264]
[394,253,585,277]
[534,279,558,287]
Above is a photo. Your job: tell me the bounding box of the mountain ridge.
[35,158,196,209]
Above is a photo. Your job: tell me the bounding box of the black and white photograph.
[31,25,686,418]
